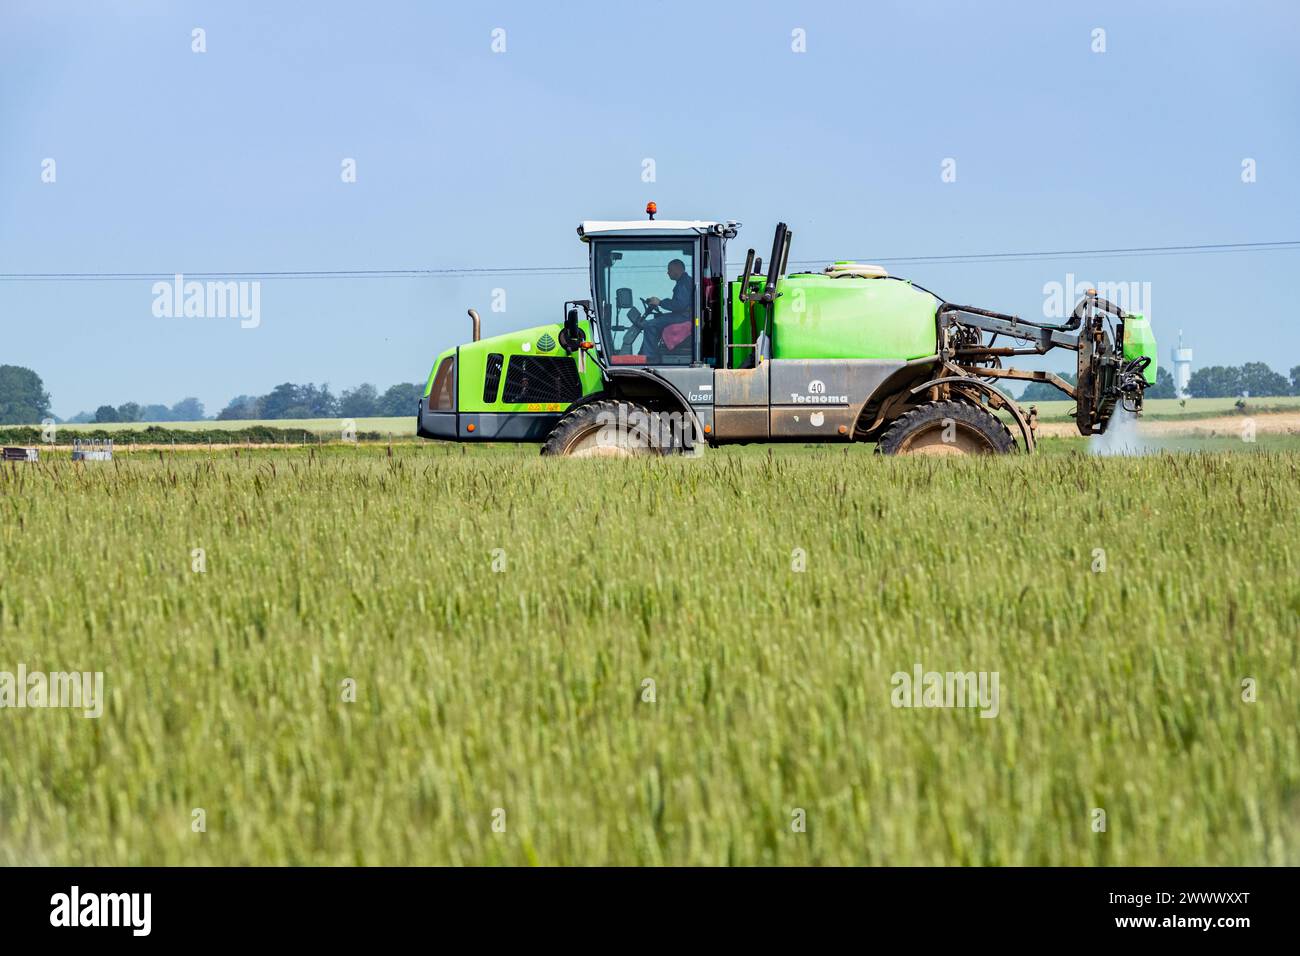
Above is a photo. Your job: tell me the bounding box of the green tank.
[769,270,938,361]
[729,265,939,366]
[1122,313,1158,385]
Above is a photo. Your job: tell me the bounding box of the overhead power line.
[833,239,1300,266]
[0,239,1297,282]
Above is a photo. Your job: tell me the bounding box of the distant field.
[56,416,416,436]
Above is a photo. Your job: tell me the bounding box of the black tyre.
[875,400,1016,456]
[540,400,692,458]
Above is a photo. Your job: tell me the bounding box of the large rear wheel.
[875,400,1016,456]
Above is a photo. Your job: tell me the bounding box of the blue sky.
[2,0,1297,417]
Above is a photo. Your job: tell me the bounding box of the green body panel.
[727,273,938,365]
[424,322,601,413]
[1123,313,1158,386]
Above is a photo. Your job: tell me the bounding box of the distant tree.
[257,383,301,419]
[0,364,53,425]
[378,382,423,416]
[255,382,336,419]
[170,397,205,421]
[300,383,337,418]
[1145,366,1177,399]
[1238,362,1291,398]
[217,395,263,420]
[116,402,142,422]
[339,383,379,418]
[139,403,173,422]
[93,404,120,423]
[66,410,95,424]
[1187,365,1243,398]
[1018,372,1076,403]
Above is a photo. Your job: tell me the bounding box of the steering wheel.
[632,297,671,352]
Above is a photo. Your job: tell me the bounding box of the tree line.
[83,398,205,424]
[1184,362,1298,399]
[216,382,423,420]
[0,365,424,425]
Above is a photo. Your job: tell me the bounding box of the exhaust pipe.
[761,223,787,304]
[468,308,481,342]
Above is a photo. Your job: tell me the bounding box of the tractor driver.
[642,259,693,357]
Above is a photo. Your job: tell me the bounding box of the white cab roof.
[578,219,736,239]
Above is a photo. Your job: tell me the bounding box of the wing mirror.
[615,287,633,310]
[561,305,591,373]
[561,306,583,352]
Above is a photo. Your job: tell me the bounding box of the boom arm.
[938,291,1149,436]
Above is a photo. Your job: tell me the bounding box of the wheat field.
[1,441,1297,865]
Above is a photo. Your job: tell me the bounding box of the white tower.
[1171,330,1193,398]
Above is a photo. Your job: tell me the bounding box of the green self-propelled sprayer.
[417,206,1156,456]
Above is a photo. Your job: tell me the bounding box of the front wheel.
[875,400,1016,456]
[540,400,692,458]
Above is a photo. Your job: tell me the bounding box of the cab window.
[593,240,695,366]
[428,355,455,410]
